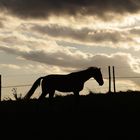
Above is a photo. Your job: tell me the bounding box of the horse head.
[88,67,104,86]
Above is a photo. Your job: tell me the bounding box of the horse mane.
[87,67,99,70]
[69,67,99,76]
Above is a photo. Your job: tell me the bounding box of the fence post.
[108,66,111,93]
[112,66,116,93]
[0,75,1,101]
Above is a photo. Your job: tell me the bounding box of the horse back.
[45,74,81,83]
[43,74,84,92]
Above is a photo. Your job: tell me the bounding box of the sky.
[0,0,140,99]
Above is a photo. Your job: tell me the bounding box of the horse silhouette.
[24,67,104,100]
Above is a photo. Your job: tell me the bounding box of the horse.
[24,67,104,100]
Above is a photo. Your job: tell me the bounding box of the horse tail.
[24,77,44,100]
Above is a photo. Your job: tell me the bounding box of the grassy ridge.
[1,91,140,113]
[1,91,140,138]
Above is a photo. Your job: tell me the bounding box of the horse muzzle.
[99,81,104,86]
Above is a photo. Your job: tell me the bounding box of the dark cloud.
[130,28,140,35]
[0,22,3,28]
[0,0,140,19]
[0,17,5,28]
[31,24,132,43]
[0,45,90,68]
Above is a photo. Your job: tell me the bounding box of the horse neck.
[79,70,93,82]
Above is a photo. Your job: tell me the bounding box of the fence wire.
[1,66,140,90]
[1,76,140,89]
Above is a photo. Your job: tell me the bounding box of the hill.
[1,91,140,138]
[1,91,140,113]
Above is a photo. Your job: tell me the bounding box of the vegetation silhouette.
[24,67,104,101]
[1,91,140,138]
[2,67,140,138]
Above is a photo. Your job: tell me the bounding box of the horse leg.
[39,92,48,100]
[49,90,55,101]
[38,87,48,100]
[73,91,80,103]
[47,90,55,108]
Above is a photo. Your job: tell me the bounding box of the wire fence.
[2,84,32,88]
[1,76,140,89]
[1,66,140,100]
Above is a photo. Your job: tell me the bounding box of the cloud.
[0,64,21,69]
[0,0,140,19]
[130,28,140,35]
[1,45,140,86]
[31,24,132,44]
[0,45,89,68]
[0,22,3,28]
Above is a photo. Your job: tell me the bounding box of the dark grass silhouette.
[2,91,140,113]
[1,91,140,138]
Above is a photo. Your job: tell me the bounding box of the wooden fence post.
[0,75,1,101]
[112,66,116,93]
[108,66,111,93]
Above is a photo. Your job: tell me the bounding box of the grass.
[1,90,140,138]
[1,90,140,113]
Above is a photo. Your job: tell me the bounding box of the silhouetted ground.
[1,91,140,138]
